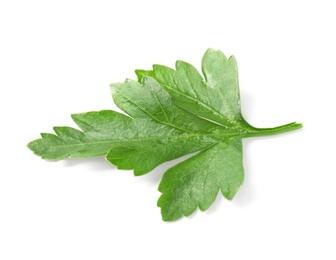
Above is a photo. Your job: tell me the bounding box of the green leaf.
[136,49,244,127]
[28,48,302,221]
[158,138,244,221]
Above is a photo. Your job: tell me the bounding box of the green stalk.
[245,122,303,138]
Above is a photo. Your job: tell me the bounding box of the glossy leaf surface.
[28,49,302,221]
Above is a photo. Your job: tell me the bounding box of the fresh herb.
[28,49,302,221]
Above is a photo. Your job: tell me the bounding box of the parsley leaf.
[28,49,302,221]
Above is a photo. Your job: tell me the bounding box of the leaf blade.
[28,48,302,221]
[158,138,244,221]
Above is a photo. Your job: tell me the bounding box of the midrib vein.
[161,82,252,132]
[48,132,243,148]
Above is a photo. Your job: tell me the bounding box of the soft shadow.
[163,208,200,225]
[137,170,165,187]
[205,193,225,215]
[240,93,304,204]
[232,128,304,207]
[62,156,115,172]
[240,90,255,121]
[136,152,197,187]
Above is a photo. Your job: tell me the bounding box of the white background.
[1,1,335,259]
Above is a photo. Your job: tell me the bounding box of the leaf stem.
[245,122,303,138]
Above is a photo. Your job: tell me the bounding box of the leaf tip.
[203,48,230,61]
[26,139,36,151]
